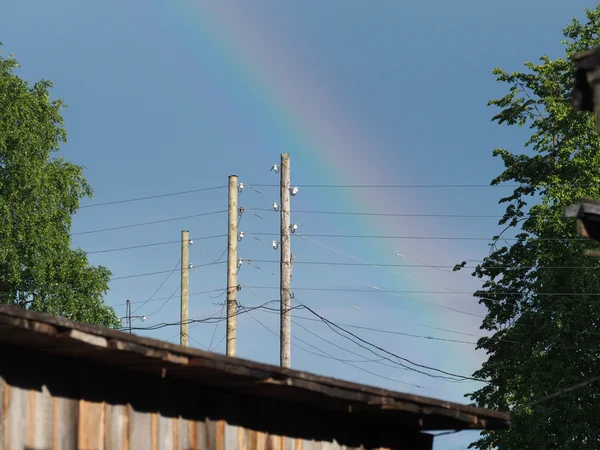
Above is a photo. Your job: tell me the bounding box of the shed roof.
[0,305,509,448]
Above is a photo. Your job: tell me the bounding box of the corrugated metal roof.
[0,305,509,442]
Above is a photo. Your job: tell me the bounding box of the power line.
[111,261,226,281]
[519,375,600,411]
[71,210,227,236]
[87,234,226,254]
[131,258,181,314]
[245,232,590,242]
[246,182,600,188]
[241,286,473,383]
[237,295,425,389]
[246,183,519,188]
[241,284,600,320]
[208,301,226,351]
[252,224,485,319]
[256,308,600,351]
[241,259,600,270]
[242,254,483,338]
[294,300,481,382]
[145,283,181,318]
[249,208,508,219]
[242,285,600,297]
[112,288,227,307]
[125,300,286,331]
[79,186,227,209]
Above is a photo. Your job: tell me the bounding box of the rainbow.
[155,1,485,397]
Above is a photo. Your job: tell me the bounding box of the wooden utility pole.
[126,299,132,334]
[280,153,292,368]
[180,230,190,347]
[226,175,239,357]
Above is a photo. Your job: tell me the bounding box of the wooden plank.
[55,397,78,450]
[32,385,54,448]
[129,405,151,449]
[157,414,173,450]
[64,329,108,348]
[6,384,28,450]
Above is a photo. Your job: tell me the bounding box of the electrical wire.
[188,335,208,350]
[204,213,245,350]
[241,287,474,383]
[125,299,285,331]
[293,300,482,382]
[112,288,228,307]
[244,232,590,242]
[249,207,508,219]
[256,306,600,351]
[247,182,600,188]
[71,210,227,236]
[87,234,226,254]
[132,259,180,314]
[79,186,227,209]
[241,285,600,297]
[208,301,226,351]
[246,183,520,188]
[111,261,226,281]
[241,259,600,270]
[520,375,600,410]
[144,283,181,318]
[238,300,425,389]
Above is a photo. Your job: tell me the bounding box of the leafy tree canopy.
[455,6,600,449]
[0,45,118,328]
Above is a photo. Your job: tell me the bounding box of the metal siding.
[108,403,127,449]
[205,419,218,450]
[177,416,190,450]
[129,404,151,449]
[32,385,53,448]
[56,397,78,450]
[198,418,210,450]
[224,421,237,450]
[157,414,173,450]
[6,381,27,450]
[0,377,387,450]
[0,380,4,450]
[78,399,104,450]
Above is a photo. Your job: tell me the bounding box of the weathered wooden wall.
[0,379,377,450]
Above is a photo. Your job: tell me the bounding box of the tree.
[454,7,600,449]
[0,46,119,328]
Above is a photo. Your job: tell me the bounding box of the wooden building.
[0,305,510,449]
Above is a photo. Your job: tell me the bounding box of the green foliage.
[0,45,118,328]
[455,7,600,449]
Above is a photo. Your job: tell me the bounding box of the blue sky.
[1,1,596,448]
